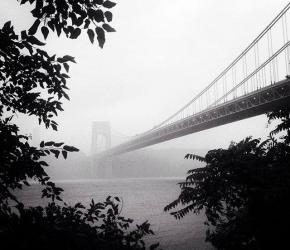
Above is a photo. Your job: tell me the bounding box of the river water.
[16,178,214,250]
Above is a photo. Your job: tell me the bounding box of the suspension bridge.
[96,3,290,159]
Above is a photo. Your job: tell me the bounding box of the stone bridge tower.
[91,121,112,178]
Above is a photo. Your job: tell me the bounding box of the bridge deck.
[101,78,290,157]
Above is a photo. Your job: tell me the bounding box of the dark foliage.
[0,1,159,249]
[0,197,157,250]
[165,104,290,250]
[21,0,116,47]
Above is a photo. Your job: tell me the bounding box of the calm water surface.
[17,178,214,250]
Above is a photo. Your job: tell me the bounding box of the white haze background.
[1,0,288,154]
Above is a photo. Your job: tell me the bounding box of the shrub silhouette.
[165,105,290,250]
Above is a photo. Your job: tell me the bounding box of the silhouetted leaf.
[103,1,116,8]
[36,0,43,9]
[39,161,49,166]
[51,124,57,131]
[95,27,105,48]
[104,11,113,22]
[23,180,30,186]
[45,141,54,146]
[51,149,60,158]
[47,20,55,31]
[94,0,103,4]
[54,142,64,147]
[184,153,205,162]
[63,145,79,152]
[63,92,70,100]
[21,30,28,39]
[102,23,115,32]
[62,150,67,159]
[61,73,70,78]
[41,26,49,39]
[63,63,69,72]
[84,19,90,29]
[62,55,76,63]
[94,9,104,22]
[87,29,95,44]
[20,0,29,5]
[28,19,40,35]
[3,21,11,30]
[27,35,45,46]
[70,28,81,39]
[55,23,61,36]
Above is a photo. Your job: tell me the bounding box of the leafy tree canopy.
[0,1,160,249]
[165,105,290,250]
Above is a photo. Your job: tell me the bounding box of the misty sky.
[1,0,288,154]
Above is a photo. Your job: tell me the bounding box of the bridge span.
[98,3,290,158]
[102,78,290,157]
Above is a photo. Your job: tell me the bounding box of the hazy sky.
[1,0,288,154]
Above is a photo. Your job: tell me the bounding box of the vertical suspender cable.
[234,66,237,97]
[254,45,257,90]
[270,28,277,82]
[256,43,261,88]
[267,32,273,83]
[215,82,218,103]
[282,13,290,75]
[224,74,228,101]
[286,13,290,75]
[231,67,235,99]
[282,14,288,74]
[244,54,248,93]
[242,56,246,94]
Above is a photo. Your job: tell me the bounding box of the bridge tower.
[91,121,112,178]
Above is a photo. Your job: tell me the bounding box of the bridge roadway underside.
[101,78,290,158]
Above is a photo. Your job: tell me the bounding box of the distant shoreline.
[26,176,185,185]
[52,176,185,183]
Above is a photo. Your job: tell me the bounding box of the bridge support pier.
[91,121,112,178]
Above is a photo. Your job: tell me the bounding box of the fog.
[1,0,287,156]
